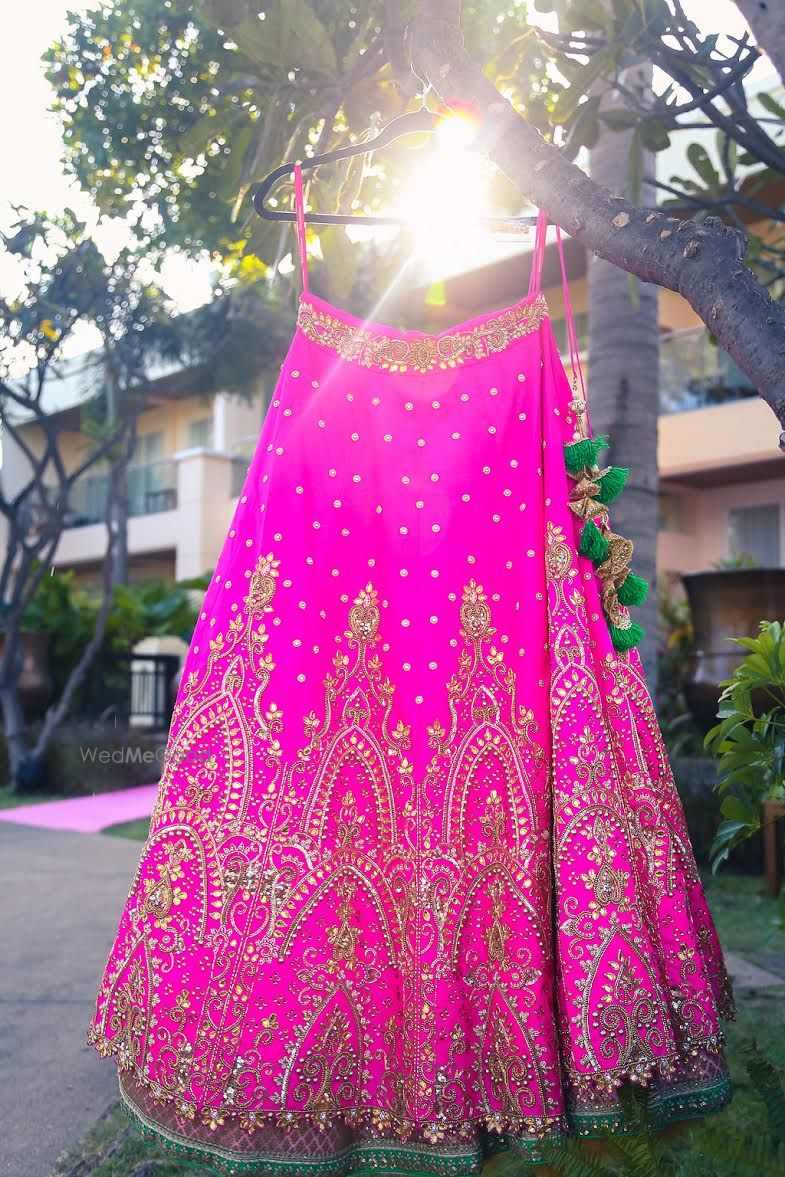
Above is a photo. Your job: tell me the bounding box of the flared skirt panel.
[88,294,734,1175]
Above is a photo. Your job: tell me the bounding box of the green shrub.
[705,620,785,872]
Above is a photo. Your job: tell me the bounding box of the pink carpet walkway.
[0,783,158,834]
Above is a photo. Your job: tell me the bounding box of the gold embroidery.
[90,561,732,1156]
[296,294,549,373]
[327,877,361,967]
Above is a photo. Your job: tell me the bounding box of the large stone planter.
[682,568,785,732]
[763,798,785,899]
[0,629,53,720]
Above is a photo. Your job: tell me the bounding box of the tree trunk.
[110,461,130,586]
[0,650,30,785]
[735,0,785,83]
[105,358,130,586]
[587,74,660,684]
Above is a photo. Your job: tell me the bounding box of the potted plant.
[682,557,785,732]
[705,619,785,898]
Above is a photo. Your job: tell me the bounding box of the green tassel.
[609,618,646,651]
[578,519,610,564]
[564,434,610,474]
[596,465,629,504]
[617,571,649,607]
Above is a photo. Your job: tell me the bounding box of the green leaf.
[562,0,613,32]
[639,117,671,152]
[627,128,643,204]
[550,45,618,125]
[759,91,785,121]
[568,94,601,152]
[720,796,755,823]
[601,108,640,131]
[232,2,337,76]
[178,112,222,160]
[686,142,720,193]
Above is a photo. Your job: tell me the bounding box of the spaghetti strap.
[293,163,309,293]
[529,209,589,430]
[554,224,586,404]
[527,210,548,297]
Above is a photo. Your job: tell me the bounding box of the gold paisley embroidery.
[91,563,732,1155]
[297,294,549,373]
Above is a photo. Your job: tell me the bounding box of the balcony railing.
[66,459,178,528]
[230,455,251,498]
[659,326,756,415]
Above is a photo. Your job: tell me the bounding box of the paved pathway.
[0,823,142,1177]
[1,818,783,1177]
[725,950,785,991]
[0,783,157,834]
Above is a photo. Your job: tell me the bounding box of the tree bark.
[407,0,785,449]
[588,70,660,683]
[734,0,785,84]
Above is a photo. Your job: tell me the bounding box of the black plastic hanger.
[252,107,538,230]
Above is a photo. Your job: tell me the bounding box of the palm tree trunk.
[734,1,785,84]
[587,83,660,685]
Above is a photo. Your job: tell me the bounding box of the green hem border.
[119,1075,733,1176]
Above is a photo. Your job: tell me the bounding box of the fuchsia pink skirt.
[87,232,734,1174]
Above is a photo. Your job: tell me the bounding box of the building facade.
[5,242,782,589]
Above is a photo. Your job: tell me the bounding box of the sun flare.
[395,109,497,279]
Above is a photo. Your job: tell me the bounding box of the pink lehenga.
[87,170,735,1175]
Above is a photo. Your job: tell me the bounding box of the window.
[188,417,214,449]
[728,503,782,567]
[136,431,164,464]
[659,493,687,533]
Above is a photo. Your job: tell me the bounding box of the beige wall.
[4,384,267,585]
[541,275,701,333]
[659,474,785,574]
[659,398,781,480]
[13,383,268,481]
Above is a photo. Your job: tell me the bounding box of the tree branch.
[407,0,785,449]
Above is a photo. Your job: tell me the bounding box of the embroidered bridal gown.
[88,168,734,1175]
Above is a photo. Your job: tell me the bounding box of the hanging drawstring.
[293,163,309,294]
[554,225,586,409]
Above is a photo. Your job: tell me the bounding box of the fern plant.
[684,1043,785,1176]
[487,1046,785,1176]
[489,1086,677,1176]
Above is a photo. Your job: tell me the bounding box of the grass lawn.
[103,816,151,841]
[0,783,63,808]
[53,869,784,1177]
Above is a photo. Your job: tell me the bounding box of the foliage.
[532,0,785,291]
[705,620,785,871]
[43,0,554,280]
[0,207,183,391]
[683,1041,785,1176]
[0,205,198,782]
[20,568,210,703]
[712,552,759,570]
[492,1040,785,1176]
[104,574,211,649]
[656,582,703,758]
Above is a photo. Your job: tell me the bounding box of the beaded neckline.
[296,291,549,374]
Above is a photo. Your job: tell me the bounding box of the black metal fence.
[81,652,180,729]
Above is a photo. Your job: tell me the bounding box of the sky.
[0,0,759,322]
[0,0,213,313]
